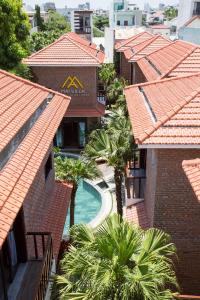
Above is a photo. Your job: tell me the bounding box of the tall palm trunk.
[114,168,123,217]
[70,183,78,228]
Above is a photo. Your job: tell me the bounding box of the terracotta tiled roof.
[24,32,104,66]
[150,24,170,29]
[137,40,199,81]
[124,73,200,145]
[182,159,200,202]
[125,201,149,229]
[66,103,105,117]
[115,31,154,52]
[0,70,70,249]
[42,181,72,259]
[124,35,171,61]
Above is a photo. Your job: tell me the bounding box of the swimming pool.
[63,180,102,236]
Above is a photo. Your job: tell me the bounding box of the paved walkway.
[97,163,149,228]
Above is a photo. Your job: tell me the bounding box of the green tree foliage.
[11,63,33,80]
[29,30,65,52]
[107,77,126,107]
[164,6,178,20]
[94,16,109,31]
[0,0,30,69]
[45,10,70,31]
[34,5,45,31]
[85,114,132,216]
[54,157,101,228]
[29,10,70,52]
[93,26,104,37]
[53,214,178,300]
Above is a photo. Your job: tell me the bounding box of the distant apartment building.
[78,2,90,10]
[24,33,105,150]
[71,9,93,41]
[177,0,200,29]
[0,70,71,299]
[23,4,49,33]
[179,15,200,45]
[124,73,200,294]
[149,24,171,36]
[43,2,56,12]
[110,0,142,28]
[94,9,109,17]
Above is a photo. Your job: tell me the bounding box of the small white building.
[177,0,200,29]
[110,0,142,28]
[70,10,93,41]
[179,15,200,44]
[149,24,171,37]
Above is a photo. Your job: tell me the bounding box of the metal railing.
[97,83,106,105]
[27,232,53,300]
[75,26,91,34]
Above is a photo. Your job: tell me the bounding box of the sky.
[25,0,179,10]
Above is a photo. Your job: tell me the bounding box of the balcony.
[75,26,91,34]
[125,149,146,206]
[97,84,106,105]
[5,232,53,300]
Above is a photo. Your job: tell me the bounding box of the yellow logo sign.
[61,76,84,89]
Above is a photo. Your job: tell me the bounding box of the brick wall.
[23,144,55,233]
[32,66,98,111]
[120,53,131,83]
[132,62,147,84]
[144,149,157,226]
[145,149,200,294]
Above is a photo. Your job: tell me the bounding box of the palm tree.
[55,157,101,228]
[98,63,116,91]
[53,214,179,300]
[107,78,126,107]
[84,128,132,216]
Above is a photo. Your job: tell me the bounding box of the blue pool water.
[63,180,102,236]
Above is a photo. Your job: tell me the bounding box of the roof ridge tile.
[0,69,71,101]
[127,35,161,60]
[67,36,102,63]
[159,44,199,79]
[115,31,153,50]
[137,89,200,143]
[124,72,200,90]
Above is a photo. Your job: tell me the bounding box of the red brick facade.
[23,145,54,232]
[145,148,200,294]
[120,53,132,83]
[32,66,98,113]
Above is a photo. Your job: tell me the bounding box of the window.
[124,20,128,26]
[117,20,120,25]
[45,154,52,180]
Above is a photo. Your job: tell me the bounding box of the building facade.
[71,10,93,41]
[24,33,105,150]
[115,31,171,83]
[110,0,142,29]
[177,0,200,29]
[0,70,71,299]
[125,74,200,294]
